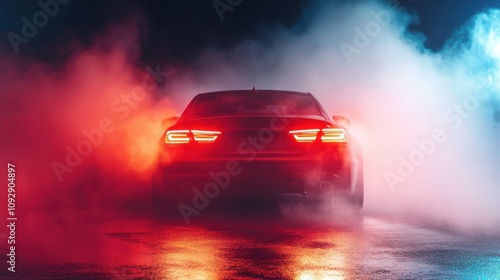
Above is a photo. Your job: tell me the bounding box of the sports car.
[152,89,363,220]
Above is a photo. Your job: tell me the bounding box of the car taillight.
[165,130,191,144]
[289,129,320,142]
[165,130,221,144]
[191,130,221,142]
[321,128,348,143]
[289,128,348,143]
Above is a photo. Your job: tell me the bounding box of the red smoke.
[0,23,179,218]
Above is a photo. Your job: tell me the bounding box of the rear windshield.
[187,92,321,118]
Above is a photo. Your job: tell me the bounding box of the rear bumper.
[153,156,351,198]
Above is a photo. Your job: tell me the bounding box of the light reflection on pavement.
[3,210,500,279]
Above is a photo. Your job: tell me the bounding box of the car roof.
[177,89,331,122]
[195,89,312,97]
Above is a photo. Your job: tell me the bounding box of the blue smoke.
[448,9,500,121]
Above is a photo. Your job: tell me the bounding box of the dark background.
[2,0,500,64]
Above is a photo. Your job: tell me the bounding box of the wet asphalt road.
[3,204,500,280]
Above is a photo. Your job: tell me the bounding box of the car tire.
[151,170,182,219]
[350,138,364,210]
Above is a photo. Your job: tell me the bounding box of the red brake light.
[165,130,190,144]
[165,130,221,144]
[289,129,320,142]
[289,128,348,143]
[191,130,221,142]
[321,128,348,143]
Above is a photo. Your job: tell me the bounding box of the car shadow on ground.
[154,194,365,229]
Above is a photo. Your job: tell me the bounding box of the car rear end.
[153,90,362,212]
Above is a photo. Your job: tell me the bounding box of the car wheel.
[151,171,182,219]
[349,139,364,210]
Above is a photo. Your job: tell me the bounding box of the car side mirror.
[161,116,179,130]
[332,115,350,126]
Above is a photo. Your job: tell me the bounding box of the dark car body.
[152,90,363,218]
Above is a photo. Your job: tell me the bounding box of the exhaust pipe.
[320,181,334,194]
[319,175,341,194]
